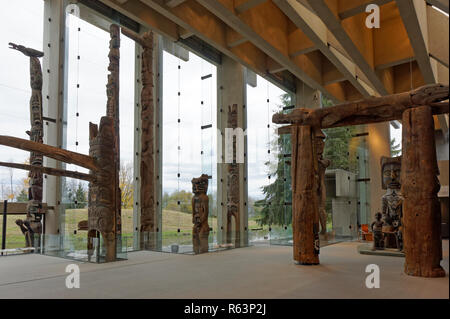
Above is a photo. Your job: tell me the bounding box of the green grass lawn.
[1,208,262,249]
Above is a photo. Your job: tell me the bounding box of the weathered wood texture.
[192,174,210,254]
[0,136,98,171]
[88,117,117,262]
[0,162,95,182]
[291,125,320,265]
[0,202,51,215]
[226,104,241,248]
[8,42,45,246]
[401,106,445,277]
[273,84,449,128]
[123,28,157,250]
[107,24,122,238]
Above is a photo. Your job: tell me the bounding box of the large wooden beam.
[396,0,437,83]
[291,125,320,265]
[306,0,389,95]
[338,0,393,20]
[106,0,286,91]
[0,162,96,182]
[0,135,98,171]
[274,0,377,98]
[273,84,449,128]
[401,105,445,277]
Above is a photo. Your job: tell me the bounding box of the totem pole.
[380,156,403,250]
[121,28,157,250]
[88,117,117,262]
[192,174,210,254]
[106,24,122,246]
[226,104,240,248]
[401,105,445,277]
[314,128,331,236]
[9,42,44,249]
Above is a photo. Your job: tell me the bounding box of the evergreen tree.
[254,94,358,226]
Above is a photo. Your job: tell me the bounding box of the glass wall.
[246,76,291,245]
[61,9,135,257]
[0,0,44,250]
[161,48,218,254]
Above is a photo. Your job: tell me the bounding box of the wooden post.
[401,105,445,277]
[106,24,122,242]
[1,201,7,255]
[226,104,240,248]
[88,117,117,262]
[291,125,320,265]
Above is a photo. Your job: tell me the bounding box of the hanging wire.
[177,56,181,234]
[75,14,81,157]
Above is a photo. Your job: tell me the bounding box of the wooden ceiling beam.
[427,4,449,68]
[234,0,268,14]
[275,0,378,98]
[197,0,342,102]
[165,0,188,8]
[338,0,393,20]
[396,0,437,83]
[306,0,389,95]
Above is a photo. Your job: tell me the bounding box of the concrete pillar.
[367,122,391,220]
[42,0,68,236]
[295,80,321,108]
[217,56,248,246]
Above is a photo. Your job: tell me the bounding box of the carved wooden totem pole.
[314,128,331,236]
[122,28,157,250]
[192,174,210,254]
[88,117,117,262]
[380,156,403,250]
[226,104,240,248]
[401,105,445,277]
[291,125,321,264]
[273,84,449,270]
[106,24,122,245]
[9,42,45,248]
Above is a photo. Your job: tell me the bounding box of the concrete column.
[295,80,321,108]
[367,122,391,220]
[42,0,68,236]
[217,56,248,246]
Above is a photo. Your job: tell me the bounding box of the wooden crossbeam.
[273,84,449,128]
[0,135,98,171]
[0,202,52,215]
[0,162,96,182]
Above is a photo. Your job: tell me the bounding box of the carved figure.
[192,174,210,254]
[370,212,385,250]
[106,24,122,242]
[380,156,403,250]
[9,42,44,248]
[88,117,117,262]
[314,128,331,236]
[227,104,240,247]
[121,28,157,249]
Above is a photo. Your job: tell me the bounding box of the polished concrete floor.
[0,240,448,299]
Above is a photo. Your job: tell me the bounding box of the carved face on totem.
[192,174,209,195]
[313,127,326,157]
[381,156,402,190]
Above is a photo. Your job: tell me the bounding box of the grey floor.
[0,240,448,299]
